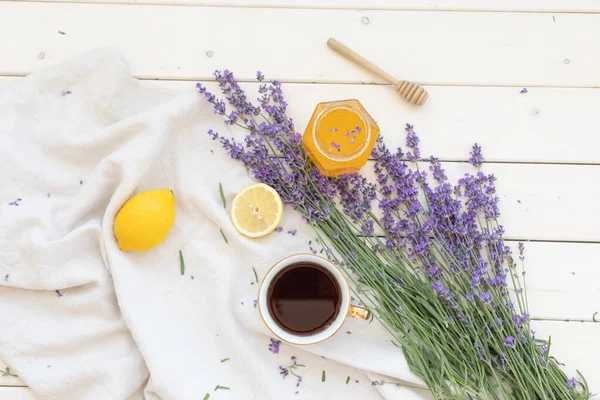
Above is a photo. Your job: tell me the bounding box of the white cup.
[258,253,370,345]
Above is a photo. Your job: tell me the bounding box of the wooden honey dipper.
[327,38,428,106]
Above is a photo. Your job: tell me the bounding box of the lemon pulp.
[231,183,283,238]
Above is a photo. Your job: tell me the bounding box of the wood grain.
[0,3,599,86]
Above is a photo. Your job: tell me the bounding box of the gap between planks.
[4,0,600,14]
[3,72,600,90]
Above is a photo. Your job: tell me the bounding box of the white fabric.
[0,50,430,400]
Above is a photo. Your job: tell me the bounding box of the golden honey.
[303,99,379,176]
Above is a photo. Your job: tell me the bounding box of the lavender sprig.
[199,71,590,400]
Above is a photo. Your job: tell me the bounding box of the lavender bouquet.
[198,71,590,399]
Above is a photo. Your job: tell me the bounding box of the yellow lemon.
[231,183,283,238]
[114,188,176,252]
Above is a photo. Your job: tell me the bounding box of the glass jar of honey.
[303,99,380,177]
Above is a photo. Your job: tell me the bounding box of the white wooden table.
[1,0,599,398]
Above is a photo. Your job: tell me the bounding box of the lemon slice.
[231,183,284,238]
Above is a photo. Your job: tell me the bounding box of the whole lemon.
[114,189,176,252]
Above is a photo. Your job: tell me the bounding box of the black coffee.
[267,262,341,336]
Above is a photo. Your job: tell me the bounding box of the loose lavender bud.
[269,338,281,354]
[279,366,289,378]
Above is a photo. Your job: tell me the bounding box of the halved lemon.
[231,183,284,238]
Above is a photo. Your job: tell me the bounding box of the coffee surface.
[267,262,341,336]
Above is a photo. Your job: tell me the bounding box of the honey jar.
[303,99,379,177]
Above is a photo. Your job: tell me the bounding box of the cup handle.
[348,305,370,320]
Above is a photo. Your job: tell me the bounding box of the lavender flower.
[207,129,219,141]
[478,291,492,304]
[512,313,530,328]
[61,90,71,96]
[520,88,528,94]
[256,71,264,82]
[518,242,525,261]
[371,380,384,386]
[504,336,517,348]
[469,144,484,168]
[405,124,420,161]
[287,229,297,236]
[269,338,281,354]
[330,142,341,152]
[8,198,22,206]
[566,377,577,389]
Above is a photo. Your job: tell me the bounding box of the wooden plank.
[12,0,600,13]
[0,387,36,399]
[197,82,600,164]
[357,162,600,243]
[505,241,600,322]
[0,359,25,387]
[530,321,600,393]
[3,77,600,165]
[1,3,600,86]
